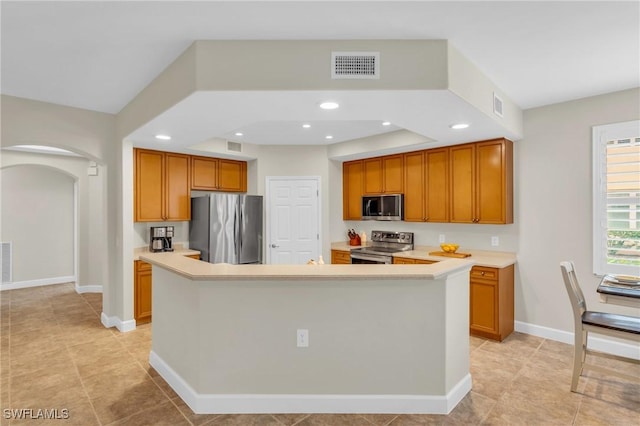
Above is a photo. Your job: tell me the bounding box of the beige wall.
[255,145,332,261]
[517,88,640,333]
[1,95,116,311]
[1,163,74,283]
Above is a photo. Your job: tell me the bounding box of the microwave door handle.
[366,200,371,216]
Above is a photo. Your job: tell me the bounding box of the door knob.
[270,244,279,248]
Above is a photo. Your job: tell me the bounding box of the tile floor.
[0,283,638,425]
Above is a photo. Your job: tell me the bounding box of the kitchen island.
[139,252,474,415]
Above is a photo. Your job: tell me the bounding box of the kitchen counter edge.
[139,252,473,281]
[331,242,516,269]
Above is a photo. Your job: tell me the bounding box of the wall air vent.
[227,141,242,153]
[493,92,504,118]
[1,242,12,284]
[331,52,380,79]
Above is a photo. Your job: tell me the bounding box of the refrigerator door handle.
[238,208,243,254]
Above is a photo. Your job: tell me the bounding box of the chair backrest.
[560,261,587,328]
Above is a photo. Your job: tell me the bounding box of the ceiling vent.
[493,92,504,118]
[331,52,380,79]
[227,141,242,153]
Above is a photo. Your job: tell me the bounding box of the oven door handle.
[350,253,391,264]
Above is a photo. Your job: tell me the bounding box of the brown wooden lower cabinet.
[134,254,201,324]
[469,264,514,341]
[331,249,351,264]
[390,257,514,341]
[134,260,152,324]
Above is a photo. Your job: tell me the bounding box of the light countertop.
[139,251,473,281]
[134,244,200,261]
[331,242,516,269]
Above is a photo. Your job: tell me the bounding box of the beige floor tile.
[89,381,170,424]
[478,332,543,361]
[581,371,640,413]
[469,347,524,400]
[209,414,288,425]
[106,399,190,426]
[171,397,221,425]
[574,394,640,425]
[9,348,73,377]
[82,361,151,398]
[150,374,181,400]
[269,413,312,425]
[357,414,398,426]
[483,391,579,425]
[387,414,446,425]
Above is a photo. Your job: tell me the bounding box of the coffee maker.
[149,226,174,252]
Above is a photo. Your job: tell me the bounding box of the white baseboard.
[515,321,640,360]
[149,351,471,415]
[100,312,136,333]
[0,275,75,291]
[75,284,102,294]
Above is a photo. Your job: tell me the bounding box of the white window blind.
[592,120,640,276]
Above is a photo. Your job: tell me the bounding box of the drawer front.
[471,266,498,281]
[393,257,416,264]
[331,250,352,264]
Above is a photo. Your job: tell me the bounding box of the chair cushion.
[583,311,640,335]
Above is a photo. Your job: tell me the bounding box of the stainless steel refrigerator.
[189,194,263,264]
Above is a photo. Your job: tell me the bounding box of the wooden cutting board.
[428,251,472,258]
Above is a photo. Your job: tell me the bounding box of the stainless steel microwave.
[362,194,404,221]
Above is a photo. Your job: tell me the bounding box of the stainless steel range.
[350,231,414,264]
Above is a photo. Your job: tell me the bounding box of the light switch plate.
[491,236,499,246]
[439,234,446,243]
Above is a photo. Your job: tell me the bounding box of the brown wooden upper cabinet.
[191,156,247,192]
[363,155,404,194]
[343,137,513,224]
[403,148,450,222]
[134,148,190,222]
[450,138,513,224]
[343,160,363,220]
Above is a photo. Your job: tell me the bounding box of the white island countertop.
[139,251,473,281]
[331,242,516,268]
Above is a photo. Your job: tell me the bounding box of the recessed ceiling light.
[325,135,334,140]
[449,123,469,130]
[382,121,391,126]
[155,134,171,140]
[319,102,339,110]
[235,132,243,136]
[302,124,311,128]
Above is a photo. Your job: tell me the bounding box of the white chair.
[560,261,640,392]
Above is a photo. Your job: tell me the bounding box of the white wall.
[1,163,75,283]
[517,88,640,333]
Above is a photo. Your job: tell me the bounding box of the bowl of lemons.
[440,243,460,253]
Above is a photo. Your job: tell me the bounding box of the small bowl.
[440,243,459,253]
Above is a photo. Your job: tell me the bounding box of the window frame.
[592,120,640,276]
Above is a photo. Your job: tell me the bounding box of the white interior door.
[266,177,320,264]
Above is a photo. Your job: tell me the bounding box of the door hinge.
[317,233,319,240]
[316,189,319,196]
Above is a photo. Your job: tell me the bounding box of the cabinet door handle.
[481,271,485,276]
[270,244,280,248]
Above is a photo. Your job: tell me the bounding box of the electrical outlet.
[491,236,499,247]
[439,234,446,243]
[297,329,309,347]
